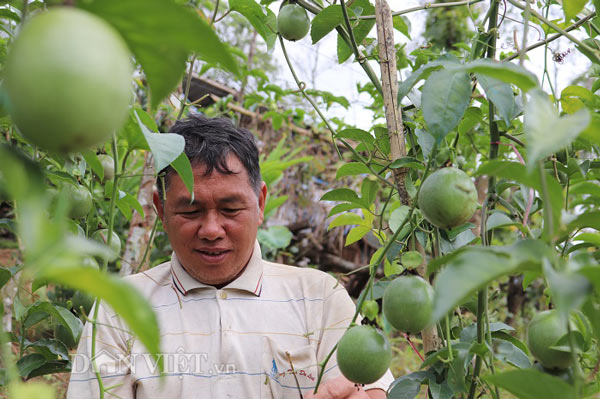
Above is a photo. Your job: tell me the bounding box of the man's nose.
[197,211,225,240]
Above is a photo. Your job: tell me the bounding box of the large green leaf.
[336,0,375,63]
[461,59,538,92]
[82,0,239,109]
[229,0,276,50]
[422,69,471,142]
[484,369,576,399]
[398,56,459,100]
[524,91,590,171]
[36,265,162,372]
[134,112,186,173]
[476,160,563,240]
[476,74,520,125]
[23,303,83,343]
[563,0,587,21]
[544,260,593,321]
[431,240,549,322]
[311,5,343,44]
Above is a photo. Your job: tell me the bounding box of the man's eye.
[179,210,199,215]
[223,208,241,214]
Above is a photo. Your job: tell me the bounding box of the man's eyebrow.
[171,195,245,207]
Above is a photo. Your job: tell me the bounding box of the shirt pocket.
[261,336,318,399]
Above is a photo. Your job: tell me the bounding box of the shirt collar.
[170,241,264,297]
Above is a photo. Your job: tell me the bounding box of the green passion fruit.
[336,325,391,384]
[383,275,434,334]
[277,4,310,41]
[92,229,121,262]
[4,8,133,153]
[418,167,478,230]
[527,310,572,370]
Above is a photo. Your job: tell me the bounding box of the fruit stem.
[404,333,425,362]
[445,314,453,361]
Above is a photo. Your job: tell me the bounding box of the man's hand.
[304,376,387,399]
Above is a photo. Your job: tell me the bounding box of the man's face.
[154,155,266,285]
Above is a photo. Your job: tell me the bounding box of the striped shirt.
[67,242,394,398]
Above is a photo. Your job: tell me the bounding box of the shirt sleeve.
[315,274,395,393]
[66,300,137,399]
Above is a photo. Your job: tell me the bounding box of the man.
[67,115,393,398]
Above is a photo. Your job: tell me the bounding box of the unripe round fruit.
[418,167,478,229]
[277,4,310,41]
[336,325,391,384]
[62,184,92,220]
[97,154,115,181]
[72,290,95,316]
[92,229,121,261]
[527,310,572,370]
[4,8,133,153]
[383,275,434,334]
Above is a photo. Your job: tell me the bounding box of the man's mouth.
[195,249,230,261]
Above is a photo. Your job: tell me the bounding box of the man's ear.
[258,181,267,225]
[153,191,165,224]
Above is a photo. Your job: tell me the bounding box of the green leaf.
[582,298,600,346]
[82,0,238,109]
[230,0,277,50]
[336,162,370,178]
[321,188,361,204]
[25,339,70,361]
[576,38,600,65]
[486,212,519,231]
[422,69,471,142]
[544,260,593,320]
[328,203,361,217]
[81,150,103,181]
[477,74,520,125]
[484,369,576,399]
[561,211,600,240]
[476,161,563,240]
[392,15,411,39]
[329,212,365,230]
[524,91,590,171]
[563,0,587,21]
[361,179,378,206]
[36,266,163,372]
[431,241,548,322]
[398,56,460,100]
[336,0,375,63]
[24,303,83,343]
[257,225,293,251]
[311,5,343,44]
[345,225,370,246]
[264,195,287,217]
[336,128,374,144]
[17,354,46,378]
[389,157,424,170]
[458,106,483,135]
[135,112,185,173]
[0,267,11,289]
[461,59,538,92]
[169,152,194,198]
[389,205,410,233]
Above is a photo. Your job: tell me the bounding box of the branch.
[503,12,596,61]
[357,0,483,19]
[506,0,600,64]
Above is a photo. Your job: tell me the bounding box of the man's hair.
[157,114,262,200]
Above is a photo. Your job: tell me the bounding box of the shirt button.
[219,291,228,300]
